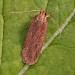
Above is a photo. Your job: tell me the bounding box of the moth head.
[40,10,46,16]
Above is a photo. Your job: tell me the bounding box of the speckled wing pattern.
[22,10,47,65]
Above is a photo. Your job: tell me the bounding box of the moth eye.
[45,13,46,15]
[40,11,41,14]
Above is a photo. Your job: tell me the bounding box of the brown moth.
[22,10,48,65]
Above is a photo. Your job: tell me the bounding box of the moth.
[22,10,48,65]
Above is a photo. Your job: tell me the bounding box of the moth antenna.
[11,10,40,14]
[50,16,59,25]
[50,16,57,25]
[18,64,29,75]
[46,14,59,26]
[46,14,50,18]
